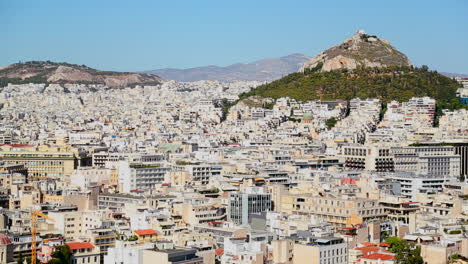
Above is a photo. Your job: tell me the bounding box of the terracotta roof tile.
[361,253,395,260]
[134,229,157,236]
[67,242,94,250]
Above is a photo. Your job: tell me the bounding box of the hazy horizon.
[2,0,467,73]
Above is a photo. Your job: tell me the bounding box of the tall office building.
[228,187,271,225]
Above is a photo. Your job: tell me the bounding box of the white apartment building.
[385,172,447,201]
[392,146,461,180]
[104,240,153,264]
[48,210,103,240]
[118,161,170,193]
[71,167,115,190]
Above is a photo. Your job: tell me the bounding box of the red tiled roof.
[48,238,64,241]
[0,144,33,148]
[380,242,391,247]
[341,178,358,185]
[0,233,11,245]
[355,246,383,257]
[362,253,395,260]
[134,229,157,236]
[215,248,224,256]
[66,242,94,250]
[356,246,380,252]
[360,242,376,247]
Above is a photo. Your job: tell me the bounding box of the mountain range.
[440,72,468,78]
[144,53,310,82]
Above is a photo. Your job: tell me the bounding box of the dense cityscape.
[0,71,467,263]
[2,1,468,264]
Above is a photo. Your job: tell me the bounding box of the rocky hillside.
[0,61,161,88]
[146,53,310,82]
[230,31,463,112]
[300,30,411,72]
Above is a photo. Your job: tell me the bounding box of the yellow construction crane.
[31,211,55,264]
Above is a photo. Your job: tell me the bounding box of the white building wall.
[118,161,132,193]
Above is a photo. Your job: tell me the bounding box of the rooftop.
[67,242,95,250]
[135,229,157,236]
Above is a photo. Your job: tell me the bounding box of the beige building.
[85,228,117,256]
[293,237,347,264]
[172,231,216,264]
[280,193,386,227]
[168,170,192,186]
[48,210,103,240]
[421,242,460,264]
[0,145,78,180]
[173,197,226,225]
[271,240,294,264]
[67,242,101,264]
[9,184,41,210]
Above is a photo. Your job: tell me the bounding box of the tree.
[26,257,39,264]
[385,237,423,264]
[17,253,24,264]
[381,231,390,241]
[128,235,138,241]
[48,245,71,264]
[325,117,337,129]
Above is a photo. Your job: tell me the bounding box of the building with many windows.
[280,192,386,227]
[118,161,170,193]
[228,187,271,225]
[391,146,461,180]
[384,172,447,201]
[341,145,394,172]
[293,237,348,264]
[0,144,77,180]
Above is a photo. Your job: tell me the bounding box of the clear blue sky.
[1,0,467,73]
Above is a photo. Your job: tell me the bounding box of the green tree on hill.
[236,66,466,115]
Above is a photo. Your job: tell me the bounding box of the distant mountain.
[145,53,310,82]
[0,61,161,88]
[440,72,468,78]
[300,29,411,72]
